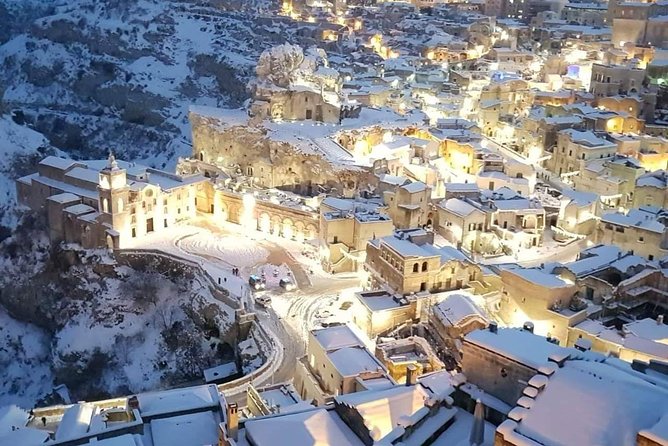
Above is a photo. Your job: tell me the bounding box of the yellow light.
[241,194,256,231]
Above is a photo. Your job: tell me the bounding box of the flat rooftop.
[356,291,407,312]
[465,328,567,370]
[311,324,365,351]
[137,385,219,418]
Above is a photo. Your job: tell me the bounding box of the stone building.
[436,188,545,255]
[567,315,668,363]
[572,155,646,210]
[381,180,432,229]
[461,326,567,406]
[293,324,394,405]
[364,228,482,295]
[319,197,394,273]
[636,138,668,172]
[520,112,584,155]
[633,170,668,209]
[430,292,489,341]
[189,107,371,198]
[208,186,320,242]
[550,129,618,177]
[436,196,490,252]
[556,188,600,236]
[596,95,644,118]
[438,139,485,175]
[590,63,647,98]
[596,206,668,261]
[478,78,532,138]
[561,1,608,26]
[226,372,496,446]
[497,266,579,342]
[351,290,425,339]
[495,357,668,446]
[16,155,206,249]
[374,336,444,383]
[611,0,668,47]
[250,83,357,124]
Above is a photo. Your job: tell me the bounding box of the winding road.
[160,217,362,400]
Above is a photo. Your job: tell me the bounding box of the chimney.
[406,364,418,386]
[226,402,239,440]
[488,321,498,333]
[658,314,665,325]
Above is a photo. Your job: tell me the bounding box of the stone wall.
[461,340,537,406]
[190,112,372,197]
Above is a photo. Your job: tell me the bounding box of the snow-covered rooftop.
[328,346,385,377]
[433,293,488,327]
[335,385,431,440]
[625,318,668,344]
[357,291,407,312]
[601,207,667,233]
[465,328,567,370]
[505,267,572,288]
[515,360,668,446]
[312,324,365,351]
[441,198,482,217]
[379,235,469,264]
[560,129,616,148]
[137,384,219,418]
[55,403,95,441]
[150,411,219,446]
[244,408,364,446]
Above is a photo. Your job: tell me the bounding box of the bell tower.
[98,153,130,235]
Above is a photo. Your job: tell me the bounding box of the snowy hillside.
[0,245,237,407]
[0,114,54,229]
[0,0,289,169]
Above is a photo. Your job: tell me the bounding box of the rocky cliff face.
[0,0,285,169]
[190,111,373,197]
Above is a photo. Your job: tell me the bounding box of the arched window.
[422,261,428,272]
[102,198,109,213]
[117,197,124,213]
[413,263,419,273]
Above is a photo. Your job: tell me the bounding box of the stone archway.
[259,213,271,233]
[219,203,229,222]
[294,221,306,242]
[306,224,317,240]
[282,218,295,239]
[271,215,282,235]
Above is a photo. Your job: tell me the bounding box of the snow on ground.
[238,336,263,375]
[478,230,587,267]
[124,224,251,301]
[0,0,278,170]
[0,241,237,407]
[0,308,53,408]
[0,115,54,227]
[177,232,270,269]
[253,263,293,289]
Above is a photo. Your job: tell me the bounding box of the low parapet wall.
[115,248,240,310]
[114,249,282,397]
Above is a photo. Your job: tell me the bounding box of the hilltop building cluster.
[10,0,668,445]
